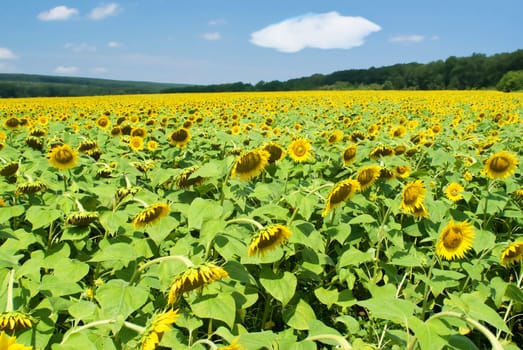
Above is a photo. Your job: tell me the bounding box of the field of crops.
[0,90,522,349]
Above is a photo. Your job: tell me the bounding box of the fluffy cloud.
[389,35,425,43]
[202,32,222,41]
[250,12,381,53]
[108,41,123,48]
[54,66,79,74]
[88,3,120,20]
[208,19,226,26]
[38,6,78,21]
[64,43,97,53]
[0,47,16,59]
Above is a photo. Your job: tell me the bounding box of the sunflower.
[379,168,395,180]
[483,151,519,179]
[0,311,34,331]
[400,180,426,213]
[445,182,465,202]
[78,140,98,153]
[25,136,44,150]
[3,117,19,130]
[262,142,285,163]
[65,211,99,227]
[168,128,191,148]
[110,126,122,137]
[394,165,411,179]
[322,179,360,217]
[96,116,110,129]
[48,144,78,170]
[0,331,32,350]
[175,166,206,189]
[248,224,292,256]
[288,138,312,163]
[147,140,158,151]
[231,149,270,181]
[394,145,407,155]
[16,181,47,195]
[350,131,365,142]
[500,241,523,266]
[218,337,245,350]
[133,203,170,229]
[327,130,344,144]
[131,127,147,138]
[167,262,228,304]
[436,220,475,260]
[411,204,429,219]
[341,144,357,165]
[140,309,179,350]
[369,145,394,159]
[0,161,19,177]
[129,136,145,151]
[356,165,381,191]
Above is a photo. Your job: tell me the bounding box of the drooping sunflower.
[394,165,411,179]
[167,262,228,304]
[369,145,394,159]
[394,145,407,155]
[248,224,292,256]
[327,130,344,144]
[131,127,147,138]
[436,220,475,260]
[231,149,270,181]
[356,165,381,191]
[3,117,19,130]
[132,203,170,229]
[322,179,360,217]
[176,165,206,189]
[78,140,98,153]
[0,331,32,350]
[411,204,429,219]
[140,309,179,350]
[168,128,191,148]
[25,136,44,150]
[500,241,523,266]
[445,182,465,202]
[16,181,47,195]
[65,211,99,227]
[288,138,312,163]
[0,311,34,331]
[48,144,78,170]
[129,136,145,152]
[0,161,19,177]
[483,151,519,179]
[341,144,357,165]
[400,180,426,213]
[262,142,285,164]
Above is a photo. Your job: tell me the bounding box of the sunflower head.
[96,116,111,129]
[394,165,411,179]
[356,165,381,191]
[65,211,99,227]
[500,242,523,266]
[231,149,270,181]
[322,179,360,217]
[436,220,475,260]
[248,224,292,256]
[483,151,519,179]
[369,145,394,159]
[129,136,145,152]
[176,166,206,189]
[0,311,35,331]
[400,180,426,213]
[262,142,285,164]
[78,140,98,153]
[48,144,78,170]
[140,309,179,350]
[0,331,32,350]
[0,161,19,177]
[341,144,357,165]
[168,128,191,148]
[16,181,47,195]
[327,130,344,144]
[25,136,44,150]
[445,182,465,202]
[132,203,170,229]
[168,263,228,304]
[288,138,312,163]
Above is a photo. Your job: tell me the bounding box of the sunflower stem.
[406,311,504,350]
[5,269,14,312]
[130,255,194,285]
[420,255,436,320]
[74,198,85,212]
[132,198,150,208]
[192,339,218,350]
[219,161,234,206]
[260,293,272,331]
[305,334,352,350]
[496,264,523,339]
[61,319,141,344]
[226,217,265,231]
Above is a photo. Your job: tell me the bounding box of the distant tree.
[496,70,523,92]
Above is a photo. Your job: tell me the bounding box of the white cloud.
[208,18,226,26]
[38,6,78,21]
[0,47,16,59]
[89,3,120,20]
[54,66,79,74]
[108,41,123,48]
[64,43,97,53]
[431,35,440,41]
[91,67,107,74]
[250,12,381,53]
[202,32,222,41]
[389,35,425,43]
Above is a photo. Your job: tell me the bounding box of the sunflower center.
[343,147,356,161]
[237,152,262,173]
[490,156,510,172]
[358,169,374,184]
[505,245,523,259]
[293,145,306,156]
[442,227,463,249]
[403,186,421,205]
[55,149,75,164]
[171,129,188,142]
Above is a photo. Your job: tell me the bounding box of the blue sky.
[0,0,521,84]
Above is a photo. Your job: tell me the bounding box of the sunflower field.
[0,90,522,350]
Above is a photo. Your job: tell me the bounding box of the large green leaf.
[191,292,236,328]
[408,316,450,350]
[259,268,297,306]
[25,205,62,229]
[358,297,418,325]
[95,279,148,320]
[283,298,316,330]
[187,198,224,230]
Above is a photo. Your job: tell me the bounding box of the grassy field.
[0,91,522,349]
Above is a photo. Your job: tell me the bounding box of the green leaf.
[408,316,449,350]
[506,283,523,304]
[191,292,236,328]
[314,287,338,308]
[146,215,177,244]
[260,268,297,306]
[358,297,418,325]
[237,331,278,350]
[41,275,83,297]
[460,293,511,333]
[338,246,374,268]
[68,300,97,321]
[51,332,98,350]
[349,214,377,225]
[283,298,316,330]
[89,242,135,266]
[448,335,480,350]
[0,205,24,222]
[307,319,344,346]
[187,198,223,230]
[191,159,228,179]
[25,205,62,229]
[99,210,129,236]
[95,279,148,320]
